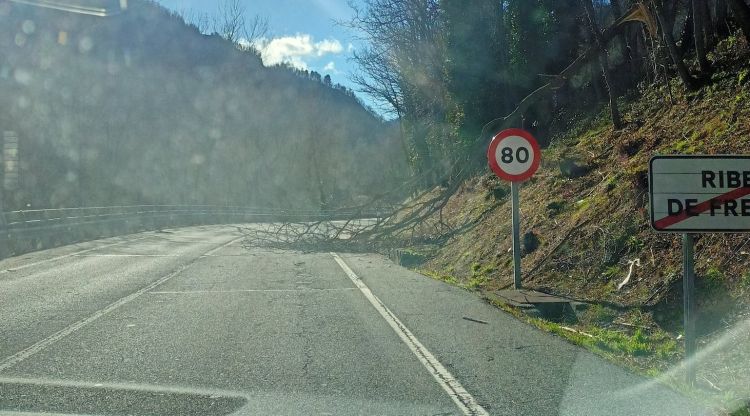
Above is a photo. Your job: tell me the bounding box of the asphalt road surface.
[0,225,709,415]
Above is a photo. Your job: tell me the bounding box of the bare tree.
[215,0,245,43]
[349,47,404,118]
[693,0,711,74]
[582,0,624,129]
[345,0,445,185]
[175,8,212,34]
[652,0,699,90]
[243,15,269,47]
[206,0,269,50]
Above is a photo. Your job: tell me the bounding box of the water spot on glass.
[22,20,35,35]
[191,154,206,165]
[209,128,222,140]
[107,62,120,75]
[14,33,26,47]
[227,100,239,114]
[40,56,52,71]
[79,37,93,53]
[84,148,99,160]
[17,96,30,109]
[58,31,68,46]
[13,69,32,85]
[66,171,78,183]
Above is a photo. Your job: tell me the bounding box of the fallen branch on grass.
[560,326,596,338]
[617,258,642,291]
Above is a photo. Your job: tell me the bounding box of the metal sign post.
[649,155,750,386]
[682,233,696,385]
[511,182,522,289]
[487,129,541,290]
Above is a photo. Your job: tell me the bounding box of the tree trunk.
[611,0,642,88]
[610,0,629,58]
[582,0,624,129]
[653,0,699,90]
[714,0,730,38]
[693,0,712,74]
[680,6,695,56]
[727,0,750,44]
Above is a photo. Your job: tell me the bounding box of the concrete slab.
[491,289,572,307]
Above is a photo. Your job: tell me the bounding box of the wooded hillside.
[349,0,750,187]
[0,0,408,211]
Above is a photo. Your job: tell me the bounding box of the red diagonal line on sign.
[654,187,750,229]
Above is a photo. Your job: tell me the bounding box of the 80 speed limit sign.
[486,128,541,290]
[487,128,541,182]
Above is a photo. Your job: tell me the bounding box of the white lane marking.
[149,288,357,294]
[0,376,249,401]
[0,235,243,373]
[0,235,152,274]
[202,236,244,257]
[331,253,489,416]
[72,254,183,257]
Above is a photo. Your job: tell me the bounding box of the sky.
[153,0,373,108]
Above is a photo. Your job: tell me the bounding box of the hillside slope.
[404,37,750,411]
[0,0,406,210]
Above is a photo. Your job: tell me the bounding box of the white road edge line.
[73,254,184,258]
[202,235,243,257]
[0,234,153,274]
[148,288,357,294]
[330,252,489,416]
[0,235,244,373]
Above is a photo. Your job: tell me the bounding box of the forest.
[0,0,408,211]
[348,0,750,187]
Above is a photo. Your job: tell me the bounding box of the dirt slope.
[402,37,750,411]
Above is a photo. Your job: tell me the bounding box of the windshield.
[0,0,748,415]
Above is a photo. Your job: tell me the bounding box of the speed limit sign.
[486,128,541,290]
[487,128,541,182]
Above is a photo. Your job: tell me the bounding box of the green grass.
[602,265,622,280]
[737,68,749,86]
[706,266,725,281]
[741,272,750,289]
[419,269,458,285]
[590,327,650,356]
[525,317,680,365]
[420,264,494,290]
[582,304,617,325]
[703,266,728,294]
[605,174,620,192]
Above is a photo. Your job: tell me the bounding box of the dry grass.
[399,37,750,412]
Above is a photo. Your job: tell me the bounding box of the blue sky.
[154,0,370,104]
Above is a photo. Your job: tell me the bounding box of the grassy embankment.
[397,37,750,414]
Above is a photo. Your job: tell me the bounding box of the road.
[0,225,708,415]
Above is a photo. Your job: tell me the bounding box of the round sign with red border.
[487,128,541,182]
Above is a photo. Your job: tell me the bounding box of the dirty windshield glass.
[0,0,749,415]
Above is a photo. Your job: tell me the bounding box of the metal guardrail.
[0,204,392,258]
[1,205,390,228]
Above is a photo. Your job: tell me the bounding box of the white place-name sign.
[650,155,750,232]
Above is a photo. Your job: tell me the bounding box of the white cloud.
[323,61,336,72]
[315,39,343,56]
[253,34,344,70]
